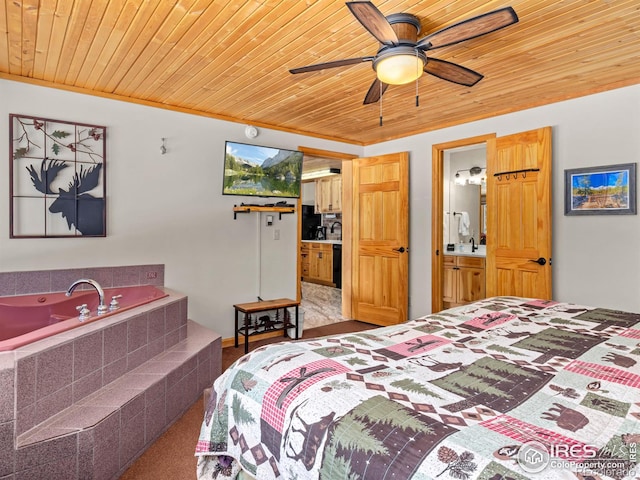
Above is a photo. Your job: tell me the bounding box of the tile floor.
[299,281,346,331]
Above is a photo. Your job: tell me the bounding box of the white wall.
[364,84,640,317]
[0,80,361,338]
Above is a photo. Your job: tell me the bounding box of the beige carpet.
[119,320,375,479]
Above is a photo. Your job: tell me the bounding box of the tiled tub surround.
[0,265,221,479]
[0,264,165,297]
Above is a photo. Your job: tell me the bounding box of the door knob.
[528,257,547,265]
[393,247,406,253]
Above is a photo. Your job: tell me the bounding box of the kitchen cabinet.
[315,176,342,213]
[443,255,485,309]
[301,182,315,206]
[301,242,334,286]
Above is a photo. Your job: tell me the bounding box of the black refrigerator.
[301,205,322,240]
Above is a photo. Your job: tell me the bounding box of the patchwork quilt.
[196,297,640,480]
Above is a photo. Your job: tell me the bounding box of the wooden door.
[457,266,486,304]
[314,179,326,213]
[308,246,320,279]
[330,176,342,212]
[300,243,310,279]
[442,257,456,308]
[352,152,409,326]
[486,127,552,299]
[317,245,333,283]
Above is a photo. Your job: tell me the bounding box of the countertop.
[444,245,486,257]
[302,239,342,245]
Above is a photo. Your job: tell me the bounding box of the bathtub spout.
[66,279,108,315]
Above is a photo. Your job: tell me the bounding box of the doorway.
[432,128,553,311]
[431,134,495,313]
[444,145,487,249]
[298,147,355,329]
[297,148,410,327]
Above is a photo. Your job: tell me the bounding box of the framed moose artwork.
[9,114,106,238]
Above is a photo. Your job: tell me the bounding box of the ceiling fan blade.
[363,78,389,105]
[289,56,373,74]
[346,1,398,46]
[417,7,518,50]
[423,58,483,87]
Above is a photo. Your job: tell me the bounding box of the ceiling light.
[301,168,341,181]
[454,166,485,186]
[373,47,426,86]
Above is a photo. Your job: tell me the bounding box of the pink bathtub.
[0,285,168,351]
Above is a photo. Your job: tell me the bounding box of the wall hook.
[160,138,167,155]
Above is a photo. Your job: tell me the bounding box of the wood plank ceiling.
[1,0,639,146]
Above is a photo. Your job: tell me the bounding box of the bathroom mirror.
[443,145,487,247]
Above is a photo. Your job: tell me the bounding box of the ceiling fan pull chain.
[415,50,420,107]
[379,82,384,126]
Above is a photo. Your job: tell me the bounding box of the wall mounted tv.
[222,141,303,198]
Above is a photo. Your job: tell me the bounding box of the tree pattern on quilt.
[195,297,640,480]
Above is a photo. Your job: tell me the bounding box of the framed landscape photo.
[564,163,636,216]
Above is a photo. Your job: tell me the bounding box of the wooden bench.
[234,298,300,353]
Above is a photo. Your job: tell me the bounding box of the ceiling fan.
[290,2,519,105]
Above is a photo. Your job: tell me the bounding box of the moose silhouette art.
[27,158,105,236]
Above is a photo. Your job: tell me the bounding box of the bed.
[196,297,640,480]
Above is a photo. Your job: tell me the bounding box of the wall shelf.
[233,205,295,220]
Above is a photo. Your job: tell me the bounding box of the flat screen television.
[222,141,303,198]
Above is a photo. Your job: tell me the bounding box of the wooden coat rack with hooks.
[493,168,540,181]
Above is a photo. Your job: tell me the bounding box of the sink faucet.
[470,237,478,253]
[330,222,342,239]
[66,278,108,315]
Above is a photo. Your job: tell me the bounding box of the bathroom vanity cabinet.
[315,176,342,213]
[301,241,334,286]
[443,255,486,309]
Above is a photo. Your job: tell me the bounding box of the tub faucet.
[66,279,108,315]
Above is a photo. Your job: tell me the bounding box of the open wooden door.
[351,152,409,326]
[486,127,552,299]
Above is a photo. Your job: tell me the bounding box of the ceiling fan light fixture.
[373,47,426,85]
